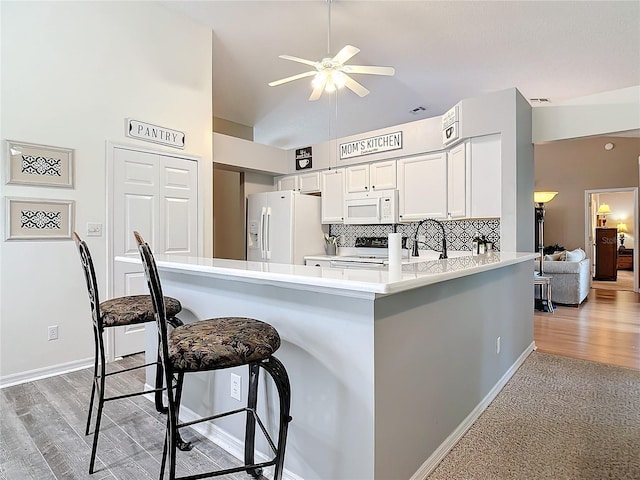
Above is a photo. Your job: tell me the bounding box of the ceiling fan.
[268,1,395,101]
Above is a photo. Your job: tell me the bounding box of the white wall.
[0,1,213,381]
[532,85,640,142]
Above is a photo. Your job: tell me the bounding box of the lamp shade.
[534,191,558,204]
[596,203,612,214]
[617,223,628,233]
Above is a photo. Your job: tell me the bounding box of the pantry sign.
[126,119,185,149]
[340,131,402,160]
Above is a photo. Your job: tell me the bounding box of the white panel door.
[111,147,198,358]
[398,153,447,222]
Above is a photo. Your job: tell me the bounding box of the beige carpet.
[428,352,640,480]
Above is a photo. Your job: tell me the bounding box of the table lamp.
[534,191,558,276]
[596,203,611,226]
[617,222,628,249]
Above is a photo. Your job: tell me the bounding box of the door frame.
[105,141,204,361]
[584,186,638,292]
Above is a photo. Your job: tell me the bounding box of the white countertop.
[116,251,538,297]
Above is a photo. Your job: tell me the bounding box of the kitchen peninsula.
[117,251,537,480]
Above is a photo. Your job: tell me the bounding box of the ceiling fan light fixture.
[312,71,326,89]
[332,70,346,89]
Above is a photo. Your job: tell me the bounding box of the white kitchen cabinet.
[345,164,370,193]
[370,160,397,191]
[276,174,298,191]
[320,168,345,224]
[447,142,467,219]
[397,153,447,222]
[298,171,321,193]
[345,160,396,193]
[469,134,501,218]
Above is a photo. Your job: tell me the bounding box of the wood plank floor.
[0,356,260,480]
[534,285,640,370]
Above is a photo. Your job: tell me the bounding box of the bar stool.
[134,231,292,480]
[73,232,184,473]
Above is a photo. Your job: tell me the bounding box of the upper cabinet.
[275,171,321,193]
[276,174,298,192]
[447,142,467,219]
[320,168,345,224]
[397,153,447,222]
[469,134,501,218]
[298,171,321,193]
[345,160,396,193]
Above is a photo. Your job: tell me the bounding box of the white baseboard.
[0,357,94,389]
[410,341,536,480]
[143,385,303,480]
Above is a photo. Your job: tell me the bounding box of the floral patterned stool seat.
[135,231,292,480]
[73,232,184,474]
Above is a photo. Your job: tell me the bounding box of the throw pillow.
[544,251,566,261]
[565,248,586,262]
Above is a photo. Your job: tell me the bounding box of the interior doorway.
[585,187,638,293]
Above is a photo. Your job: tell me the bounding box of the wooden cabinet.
[397,153,447,222]
[320,168,345,224]
[594,228,618,280]
[345,160,396,193]
[617,248,634,270]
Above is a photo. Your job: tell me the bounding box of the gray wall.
[535,136,640,252]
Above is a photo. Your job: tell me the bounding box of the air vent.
[409,106,427,114]
[529,98,551,103]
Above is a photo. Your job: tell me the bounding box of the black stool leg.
[154,352,168,414]
[85,352,99,435]
[244,363,262,478]
[261,356,292,480]
[89,363,107,473]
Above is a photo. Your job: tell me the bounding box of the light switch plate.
[87,223,103,237]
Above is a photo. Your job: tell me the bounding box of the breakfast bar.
[117,252,537,480]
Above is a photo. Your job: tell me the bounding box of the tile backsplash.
[329,218,500,252]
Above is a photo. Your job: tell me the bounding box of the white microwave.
[344,190,398,224]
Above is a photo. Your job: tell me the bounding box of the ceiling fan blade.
[343,65,396,76]
[332,45,360,65]
[343,74,369,98]
[268,70,316,87]
[309,76,326,101]
[279,55,318,68]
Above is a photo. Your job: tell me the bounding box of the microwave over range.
[344,190,399,224]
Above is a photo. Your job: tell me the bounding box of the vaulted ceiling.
[162,1,640,149]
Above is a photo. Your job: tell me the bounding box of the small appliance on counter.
[326,236,409,269]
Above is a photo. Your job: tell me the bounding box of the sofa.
[534,248,591,307]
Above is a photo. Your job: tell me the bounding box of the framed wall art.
[5,140,74,188]
[5,197,75,240]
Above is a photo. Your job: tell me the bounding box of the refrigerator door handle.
[260,207,267,259]
[265,207,272,260]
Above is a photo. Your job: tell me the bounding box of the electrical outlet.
[496,336,501,354]
[48,325,59,341]
[230,373,241,401]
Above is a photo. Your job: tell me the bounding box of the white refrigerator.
[247,190,326,265]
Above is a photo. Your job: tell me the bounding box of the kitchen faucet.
[412,218,448,259]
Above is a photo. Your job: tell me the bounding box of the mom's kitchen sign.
[340,131,402,160]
